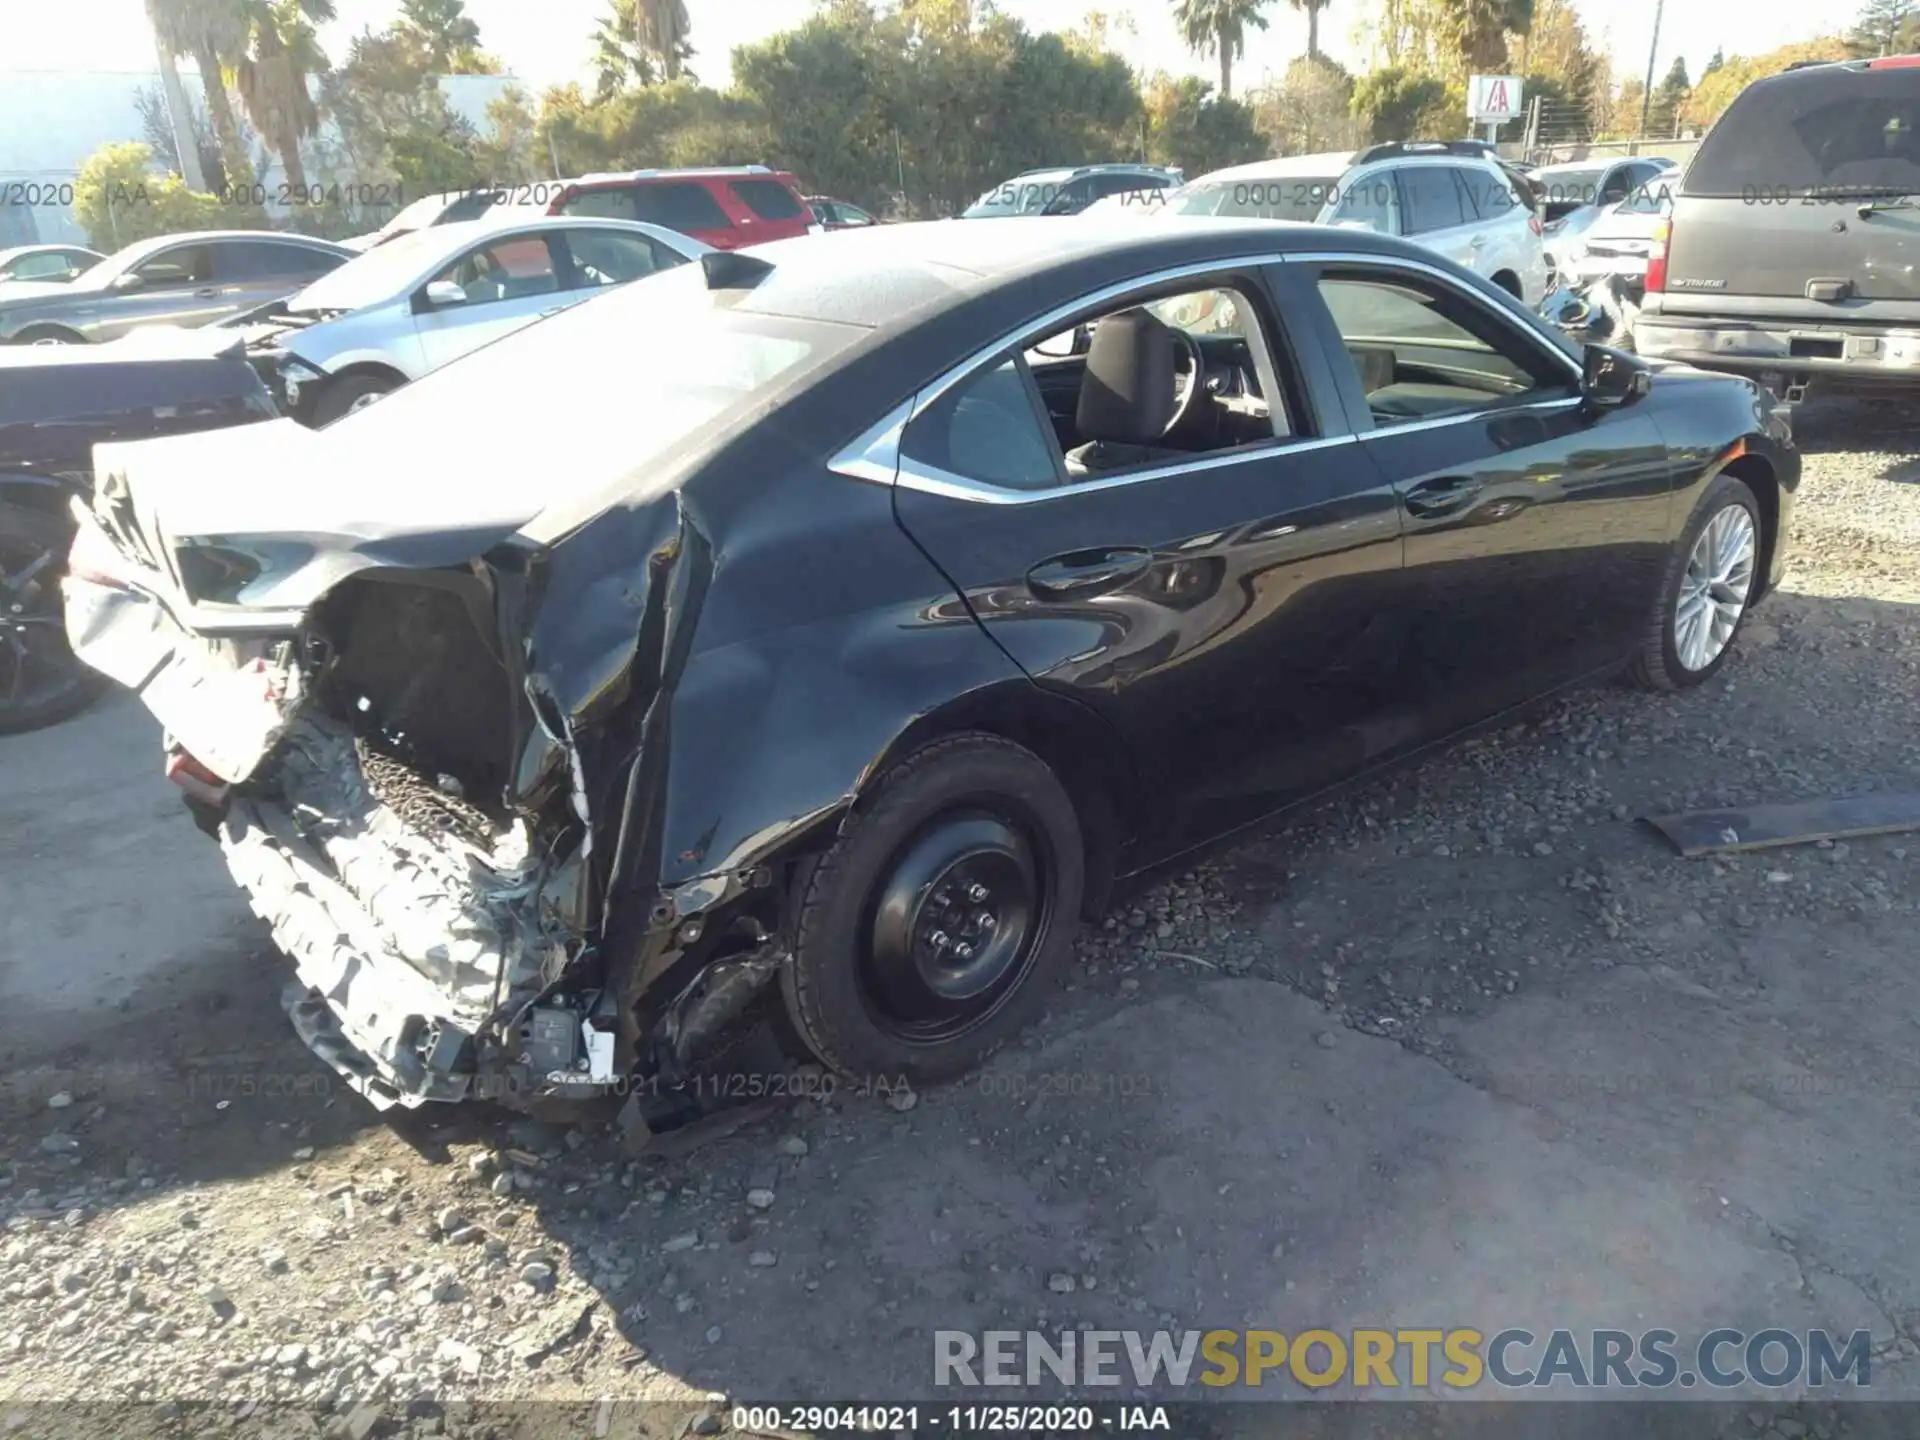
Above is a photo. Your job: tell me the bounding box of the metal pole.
[547,127,562,181]
[1640,0,1665,137]
[150,25,208,191]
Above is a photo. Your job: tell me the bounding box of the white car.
[1140,141,1551,305]
[1532,157,1676,284]
[249,214,711,425]
[1561,185,1673,287]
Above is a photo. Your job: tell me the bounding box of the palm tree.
[395,0,489,73]
[144,0,252,192]
[1288,0,1330,61]
[1173,0,1270,100]
[233,0,335,194]
[591,0,693,97]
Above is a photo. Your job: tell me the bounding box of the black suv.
[1637,55,1920,402]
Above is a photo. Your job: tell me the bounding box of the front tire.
[310,373,397,426]
[1629,474,1761,691]
[781,733,1085,1085]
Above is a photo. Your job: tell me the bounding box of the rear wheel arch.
[1721,452,1780,593]
[857,681,1137,919]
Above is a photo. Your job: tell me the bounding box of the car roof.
[1189,152,1355,184]
[0,243,102,259]
[721,214,1435,331]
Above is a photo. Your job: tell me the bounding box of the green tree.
[395,0,497,73]
[732,12,897,205]
[233,0,334,193]
[1255,53,1357,152]
[1647,55,1690,137]
[471,85,540,183]
[144,0,253,193]
[1144,73,1267,173]
[74,141,227,250]
[1848,0,1918,57]
[592,0,694,96]
[1351,64,1449,140]
[323,24,478,199]
[1702,46,1725,77]
[1288,0,1330,60]
[1173,0,1271,99]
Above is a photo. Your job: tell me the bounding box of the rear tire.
[781,733,1085,1086]
[0,502,107,734]
[13,327,84,346]
[310,373,398,426]
[1629,474,1762,691]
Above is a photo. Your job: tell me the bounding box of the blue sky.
[11,0,1828,100]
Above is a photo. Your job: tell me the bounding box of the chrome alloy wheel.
[1674,503,1757,672]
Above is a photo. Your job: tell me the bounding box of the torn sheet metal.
[1644,793,1920,858]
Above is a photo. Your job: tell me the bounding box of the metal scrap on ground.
[1643,793,1920,857]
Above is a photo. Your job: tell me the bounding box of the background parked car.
[0,231,351,345]
[237,215,711,425]
[0,244,106,285]
[807,196,880,230]
[0,344,277,733]
[1560,184,1673,290]
[1146,141,1550,304]
[544,166,813,249]
[1637,55,1920,404]
[1533,156,1676,283]
[340,188,509,251]
[963,164,1185,218]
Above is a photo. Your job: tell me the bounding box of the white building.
[0,68,523,249]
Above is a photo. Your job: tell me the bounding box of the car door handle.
[194,287,219,297]
[1404,475,1484,518]
[1469,234,1488,249]
[1026,547,1152,600]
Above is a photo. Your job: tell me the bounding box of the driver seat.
[1064,309,1188,478]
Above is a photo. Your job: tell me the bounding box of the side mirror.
[422,279,467,308]
[110,271,145,292]
[1582,344,1651,409]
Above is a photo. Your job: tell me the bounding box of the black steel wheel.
[782,733,1085,1083]
[0,502,106,735]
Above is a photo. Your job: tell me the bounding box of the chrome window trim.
[1354,394,1584,441]
[1282,250,1587,388]
[825,246,1587,503]
[891,433,1361,507]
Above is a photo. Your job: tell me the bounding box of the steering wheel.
[1164,328,1204,437]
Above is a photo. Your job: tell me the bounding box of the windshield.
[1689,69,1920,197]
[320,262,866,513]
[287,227,460,313]
[1165,176,1342,223]
[964,179,1067,218]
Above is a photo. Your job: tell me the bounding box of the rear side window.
[730,179,804,221]
[903,357,1059,491]
[1689,69,1920,197]
[1397,167,1467,234]
[634,182,734,232]
[1455,167,1517,222]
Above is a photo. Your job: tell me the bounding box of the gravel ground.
[3,397,1919,1438]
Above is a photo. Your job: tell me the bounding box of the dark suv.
[1637,55,1920,402]
[547,166,813,250]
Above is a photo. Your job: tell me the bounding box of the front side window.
[430,235,560,306]
[9,252,80,280]
[565,230,682,288]
[1331,174,1398,233]
[133,244,213,286]
[1317,272,1574,426]
[1396,167,1467,235]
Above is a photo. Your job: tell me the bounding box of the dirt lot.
[4,398,1920,1437]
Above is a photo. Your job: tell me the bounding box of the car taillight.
[1529,214,1543,236]
[1645,217,1671,293]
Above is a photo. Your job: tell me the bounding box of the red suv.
[547,167,814,250]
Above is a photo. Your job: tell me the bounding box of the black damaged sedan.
[64,217,1797,1132]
